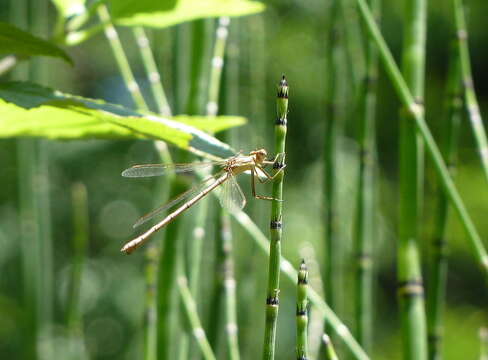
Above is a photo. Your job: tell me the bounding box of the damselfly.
[120,149,285,254]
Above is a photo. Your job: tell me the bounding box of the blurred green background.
[0,0,487,359]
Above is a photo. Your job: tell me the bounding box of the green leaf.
[0,22,73,64]
[172,115,246,134]
[51,0,87,18]
[0,82,238,159]
[111,0,265,28]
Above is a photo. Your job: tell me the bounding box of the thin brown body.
[121,149,282,254]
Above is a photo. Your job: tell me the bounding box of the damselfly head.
[250,148,267,163]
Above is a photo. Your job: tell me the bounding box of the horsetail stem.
[322,334,339,360]
[143,245,159,360]
[296,260,309,360]
[97,5,148,111]
[207,17,230,116]
[323,0,342,332]
[353,0,380,351]
[452,0,488,184]
[222,213,240,360]
[426,41,463,360]
[230,210,369,359]
[262,75,288,360]
[132,27,172,116]
[178,276,217,360]
[355,0,488,278]
[67,183,89,336]
[397,0,428,358]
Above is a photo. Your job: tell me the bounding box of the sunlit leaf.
[0,82,238,159]
[111,0,265,28]
[0,22,73,64]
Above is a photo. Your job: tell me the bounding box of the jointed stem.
[353,0,379,352]
[262,76,288,360]
[397,0,428,358]
[355,0,488,277]
[427,41,463,360]
[296,260,309,360]
[452,0,488,184]
[132,27,172,116]
[226,209,369,359]
[97,5,148,111]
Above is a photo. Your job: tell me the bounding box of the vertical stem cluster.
[355,0,488,276]
[398,0,428,358]
[296,260,309,360]
[452,0,488,184]
[353,0,380,352]
[426,42,462,360]
[262,76,288,360]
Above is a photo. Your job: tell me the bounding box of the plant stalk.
[97,5,149,111]
[132,27,172,116]
[353,0,380,352]
[397,0,428,359]
[322,334,339,360]
[452,0,488,184]
[355,0,488,277]
[262,76,288,360]
[426,41,463,360]
[178,276,217,360]
[296,260,309,360]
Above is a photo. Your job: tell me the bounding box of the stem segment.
[262,76,288,360]
[296,260,309,360]
[452,0,488,184]
[426,41,463,360]
[353,0,380,351]
[397,0,428,358]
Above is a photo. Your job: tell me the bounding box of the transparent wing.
[219,173,246,212]
[122,161,225,178]
[133,175,221,228]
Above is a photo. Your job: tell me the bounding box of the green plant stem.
[355,0,488,277]
[296,260,309,360]
[143,245,159,360]
[157,178,184,360]
[205,17,234,355]
[206,17,230,116]
[322,334,339,360]
[262,76,288,360]
[453,0,488,184]
[221,212,240,360]
[97,5,148,111]
[178,275,217,360]
[67,183,89,336]
[397,0,428,359]
[426,42,463,360]
[339,0,365,92]
[353,0,380,352]
[229,210,369,360]
[323,0,343,332]
[132,27,172,116]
